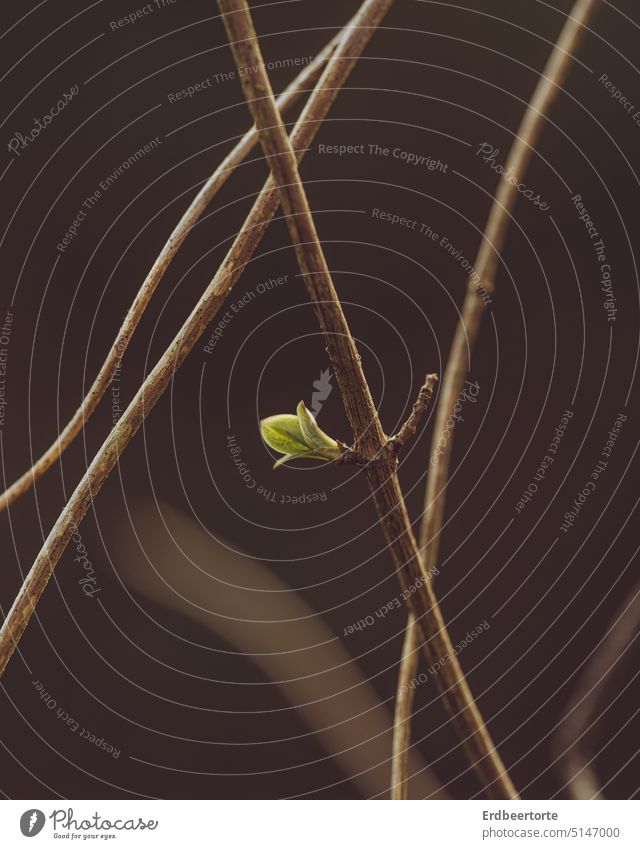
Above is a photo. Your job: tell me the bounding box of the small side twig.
[389,373,438,452]
[337,373,438,465]
[0,23,343,514]
[218,0,517,800]
[390,0,600,798]
[0,0,392,678]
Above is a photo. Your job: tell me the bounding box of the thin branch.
[420,0,601,579]
[392,614,421,797]
[554,578,640,799]
[217,0,517,800]
[391,0,600,798]
[0,28,343,514]
[0,0,392,676]
[390,615,420,799]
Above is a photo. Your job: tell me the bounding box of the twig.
[389,373,438,451]
[337,373,438,466]
[217,0,517,800]
[0,0,393,677]
[0,27,343,514]
[391,0,600,798]
[554,578,640,799]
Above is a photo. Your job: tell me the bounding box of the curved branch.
[391,0,600,798]
[420,0,600,578]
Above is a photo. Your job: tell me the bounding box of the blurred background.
[0,0,638,799]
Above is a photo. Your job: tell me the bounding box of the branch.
[391,0,600,798]
[0,0,393,676]
[217,0,517,800]
[390,615,420,799]
[0,24,343,514]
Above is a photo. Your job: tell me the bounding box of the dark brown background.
[0,0,638,799]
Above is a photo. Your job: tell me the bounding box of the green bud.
[260,403,341,468]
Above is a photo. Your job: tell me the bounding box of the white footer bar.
[0,800,638,848]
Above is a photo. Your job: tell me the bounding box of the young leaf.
[260,414,309,456]
[296,401,340,455]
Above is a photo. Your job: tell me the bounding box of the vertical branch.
[391,0,600,798]
[218,0,389,455]
[217,0,518,799]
